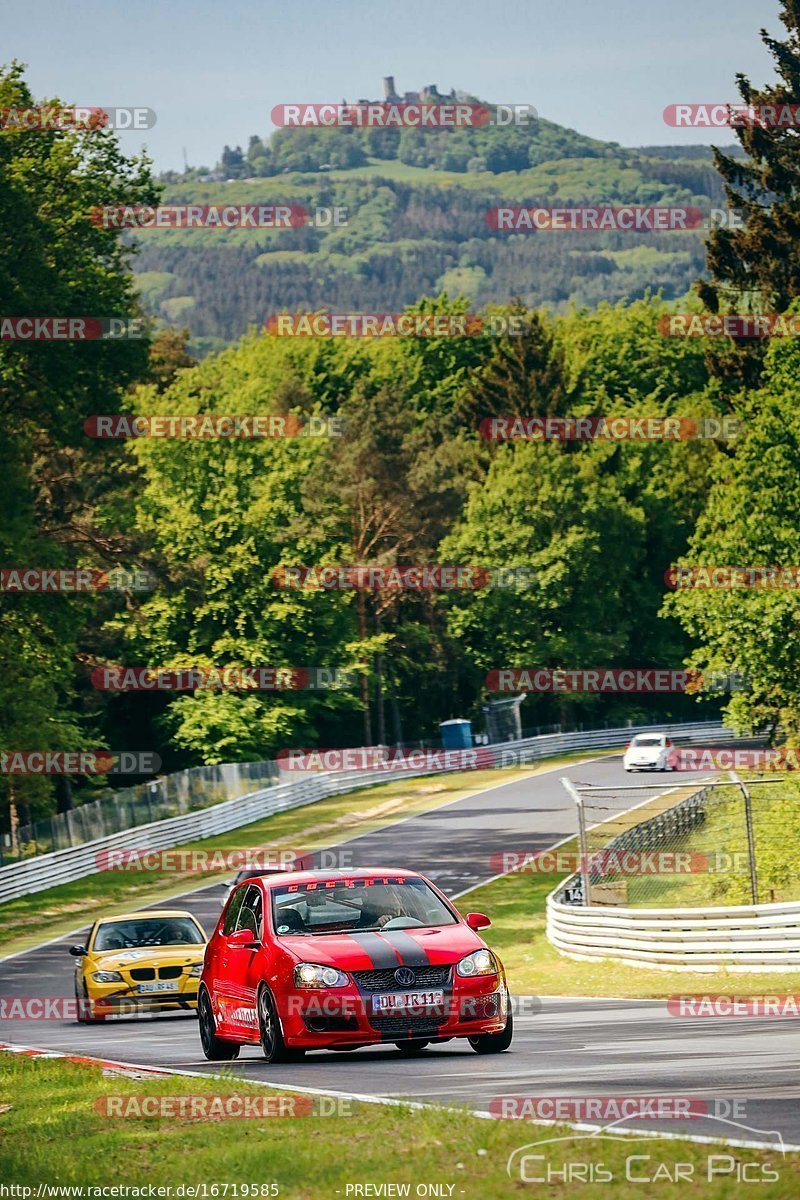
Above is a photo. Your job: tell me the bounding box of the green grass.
[469,853,800,998]
[0,757,592,958]
[1,1053,796,1196]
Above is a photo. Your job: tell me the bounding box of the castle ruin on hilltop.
[351,78,467,105]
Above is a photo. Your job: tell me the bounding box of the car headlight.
[293,963,349,989]
[456,950,498,978]
[91,970,124,983]
[188,964,203,977]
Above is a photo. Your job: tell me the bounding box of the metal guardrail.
[0,719,733,904]
[546,890,800,971]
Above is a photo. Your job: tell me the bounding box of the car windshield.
[271,877,458,936]
[94,917,204,952]
[632,737,663,747]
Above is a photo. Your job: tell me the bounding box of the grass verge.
[0,755,594,958]
[1,1053,797,1197]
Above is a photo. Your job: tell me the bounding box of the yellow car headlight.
[92,970,124,983]
[188,964,203,977]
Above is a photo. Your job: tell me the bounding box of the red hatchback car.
[198,867,513,1061]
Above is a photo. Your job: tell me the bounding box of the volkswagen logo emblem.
[394,967,415,987]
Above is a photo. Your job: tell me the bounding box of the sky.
[4,0,784,172]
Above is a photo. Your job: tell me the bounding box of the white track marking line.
[2,1040,797,1154]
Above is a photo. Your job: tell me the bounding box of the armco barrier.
[547,891,800,971]
[0,720,733,903]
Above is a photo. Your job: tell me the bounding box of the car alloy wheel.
[198,988,239,1061]
[258,987,305,1063]
[258,989,278,1059]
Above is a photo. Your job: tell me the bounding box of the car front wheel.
[198,988,240,1061]
[469,1004,513,1054]
[257,987,305,1063]
[76,981,105,1023]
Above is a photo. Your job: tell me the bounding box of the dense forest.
[3,1,800,833]
[135,113,729,353]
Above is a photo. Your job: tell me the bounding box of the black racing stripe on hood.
[377,930,431,967]
[347,932,402,969]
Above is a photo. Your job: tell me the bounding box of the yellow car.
[70,909,207,1022]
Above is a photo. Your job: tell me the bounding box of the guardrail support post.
[728,770,758,905]
[561,776,592,907]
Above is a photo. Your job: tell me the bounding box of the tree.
[145,328,196,392]
[699,3,800,314]
[665,332,800,739]
[0,62,159,829]
[111,337,362,764]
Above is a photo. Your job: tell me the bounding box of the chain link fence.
[566,773,800,908]
[6,760,282,865]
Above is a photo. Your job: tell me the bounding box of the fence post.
[728,770,758,905]
[561,776,591,907]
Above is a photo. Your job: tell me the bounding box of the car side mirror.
[69,945,88,957]
[465,912,491,931]
[227,928,259,949]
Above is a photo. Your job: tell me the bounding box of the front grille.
[368,1013,444,1036]
[352,966,451,992]
[129,967,156,981]
[158,965,183,980]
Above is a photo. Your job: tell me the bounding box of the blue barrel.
[439,719,473,750]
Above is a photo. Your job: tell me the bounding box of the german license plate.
[372,989,445,1013]
[137,981,179,994]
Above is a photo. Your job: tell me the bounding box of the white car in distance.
[622,733,674,772]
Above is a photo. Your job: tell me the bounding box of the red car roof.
[258,867,422,888]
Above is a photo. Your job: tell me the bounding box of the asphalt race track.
[2,754,798,1151]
